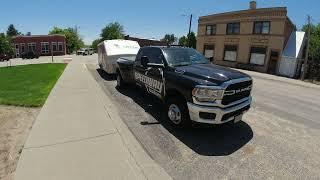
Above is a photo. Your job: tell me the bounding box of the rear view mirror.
[141,56,149,67]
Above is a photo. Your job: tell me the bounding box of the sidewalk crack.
[24,131,117,150]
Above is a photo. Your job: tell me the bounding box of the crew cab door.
[134,48,165,98]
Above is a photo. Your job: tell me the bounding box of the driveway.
[86,55,320,179]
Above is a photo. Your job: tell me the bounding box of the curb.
[86,64,172,180]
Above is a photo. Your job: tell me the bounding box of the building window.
[20,43,25,53]
[58,42,63,52]
[253,21,270,34]
[52,42,57,52]
[28,43,36,52]
[250,47,267,65]
[205,25,216,35]
[15,44,20,57]
[226,23,240,35]
[224,45,238,61]
[203,44,215,61]
[41,42,50,54]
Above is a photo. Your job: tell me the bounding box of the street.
[83,54,320,179]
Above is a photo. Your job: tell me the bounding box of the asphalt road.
[85,55,320,179]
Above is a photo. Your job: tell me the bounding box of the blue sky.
[0,0,319,44]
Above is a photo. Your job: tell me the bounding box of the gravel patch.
[0,105,40,180]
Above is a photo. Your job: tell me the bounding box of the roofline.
[199,7,287,19]
[286,16,295,29]
[13,34,66,38]
[125,35,162,42]
[97,39,140,46]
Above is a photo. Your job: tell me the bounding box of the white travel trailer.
[98,40,140,74]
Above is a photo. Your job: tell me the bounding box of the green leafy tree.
[178,36,188,47]
[302,23,320,61]
[91,38,102,51]
[6,24,20,37]
[178,32,197,48]
[161,34,177,45]
[187,32,197,49]
[49,27,84,54]
[100,22,124,40]
[302,23,320,80]
[0,33,14,56]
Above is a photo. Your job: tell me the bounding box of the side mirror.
[141,56,149,67]
[147,63,164,68]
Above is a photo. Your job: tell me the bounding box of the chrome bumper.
[187,97,252,124]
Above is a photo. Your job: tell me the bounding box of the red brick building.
[12,35,67,58]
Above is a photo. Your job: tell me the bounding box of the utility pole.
[75,25,79,53]
[51,42,54,63]
[188,14,193,47]
[301,15,311,80]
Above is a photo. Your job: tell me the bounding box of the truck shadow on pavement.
[96,68,254,156]
[117,86,253,157]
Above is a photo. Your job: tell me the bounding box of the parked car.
[21,51,39,59]
[98,40,140,74]
[88,48,94,55]
[0,54,11,62]
[77,48,94,56]
[77,48,86,55]
[116,46,253,127]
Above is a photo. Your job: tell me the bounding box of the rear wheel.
[116,72,125,88]
[165,96,191,128]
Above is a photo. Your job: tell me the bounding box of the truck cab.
[116,46,252,127]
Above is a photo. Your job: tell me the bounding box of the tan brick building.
[197,1,296,74]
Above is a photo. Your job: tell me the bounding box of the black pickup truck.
[116,46,252,127]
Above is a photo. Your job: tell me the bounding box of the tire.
[165,96,191,128]
[116,72,125,88]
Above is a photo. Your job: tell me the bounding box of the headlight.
[192,86,224,102]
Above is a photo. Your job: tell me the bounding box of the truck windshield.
[162,48,209,67]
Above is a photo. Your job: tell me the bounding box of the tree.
[161,34,177,45]
[302,23,320,61]
[0,33,14,56]
[100,22,124,40]
[178,36,188,47]
[91,38,102,51]
[26,32,31,36]
[49,27,84,53]
[178,32,197,48]
[6,24,20,37]
[187,32,197,49]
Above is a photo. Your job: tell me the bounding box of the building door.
[268,51,279,74]
[15,44,20,58]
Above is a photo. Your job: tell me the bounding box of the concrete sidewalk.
[15,59,171,179]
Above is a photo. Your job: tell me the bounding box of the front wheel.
[165,96,191,128]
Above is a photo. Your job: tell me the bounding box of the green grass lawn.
[0,63,67,107]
